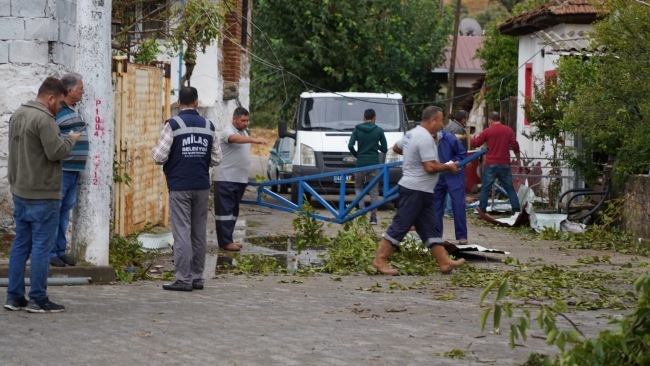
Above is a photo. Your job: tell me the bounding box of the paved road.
[1,272,617,366]
[1,156,645,365]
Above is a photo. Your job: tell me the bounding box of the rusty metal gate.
[112,57,171,236]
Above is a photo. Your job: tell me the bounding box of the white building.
[497,0,597,159]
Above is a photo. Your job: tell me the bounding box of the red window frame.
[545,69,557,83]
[524,63,533,126]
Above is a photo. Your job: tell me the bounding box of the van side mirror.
[269,148,277,155]
[407,120,419,130]
[278,120,296,139]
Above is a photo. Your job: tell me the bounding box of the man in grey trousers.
[151,87,221,291]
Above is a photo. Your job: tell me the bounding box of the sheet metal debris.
[477,185,586,233]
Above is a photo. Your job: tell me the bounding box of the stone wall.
[0,0,77,231]
[622,175,650,240]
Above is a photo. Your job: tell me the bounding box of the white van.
[278,92,409,204]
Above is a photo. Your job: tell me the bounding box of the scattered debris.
[385,307,407,313]
[137,233,174,251]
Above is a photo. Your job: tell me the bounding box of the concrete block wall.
[0,0,78,229]
[0,0,77,68]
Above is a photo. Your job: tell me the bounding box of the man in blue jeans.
[5,77,81,313]
[470,112,521,214]
[50,73,88,267]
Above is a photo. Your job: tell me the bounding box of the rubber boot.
[371,239,399,275]
[431,244,466,273]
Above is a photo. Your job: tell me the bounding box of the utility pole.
[445,0,462,119]
[72,0,114,265]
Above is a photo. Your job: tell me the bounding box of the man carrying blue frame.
[371,106,466,275]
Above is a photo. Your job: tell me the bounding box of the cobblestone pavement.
[0,273,623,366]
[2,178,648,365]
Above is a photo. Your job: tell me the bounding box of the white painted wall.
[515,23,593,193]
[71,0,113,265]
[0,64,71,230]
[163,42,250,132]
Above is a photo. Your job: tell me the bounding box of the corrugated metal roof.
[435,36,485,72]
[498,0,598,36]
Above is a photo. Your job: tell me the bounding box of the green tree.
[473,20,519,112]
[473,0,551,113]
[475,5,509,29]
[112,0,226,85]
[250,0,454,120]
[523,74,567,205]
[489,0,523,13]
[557,0,650,181]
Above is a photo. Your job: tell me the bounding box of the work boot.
[371,239,399,275]
[430,244,465,273]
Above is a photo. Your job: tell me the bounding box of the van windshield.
[300,97,402,132]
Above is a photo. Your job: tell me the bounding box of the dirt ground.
[249,128,279,157]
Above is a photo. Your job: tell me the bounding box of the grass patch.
[109,233,158,283]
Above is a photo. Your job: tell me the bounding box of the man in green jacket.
[4,77,81,313]
[348,109,388,225]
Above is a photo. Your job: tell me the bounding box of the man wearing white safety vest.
[213,107,267,251]
[152,87,221,291]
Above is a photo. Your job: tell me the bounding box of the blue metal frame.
[242,148,488,224]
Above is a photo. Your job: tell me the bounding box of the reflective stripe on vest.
[171,116,214,137]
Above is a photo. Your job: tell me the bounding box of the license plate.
[333,174,354,184]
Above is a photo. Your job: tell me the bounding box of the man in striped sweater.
[50,73,88,267]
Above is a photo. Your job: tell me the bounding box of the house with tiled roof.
[497,0,598,160]
[433,36,485,111]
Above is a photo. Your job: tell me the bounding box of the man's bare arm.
[422,161,460,174]
[228,134,268,145]
[392,143,403,155]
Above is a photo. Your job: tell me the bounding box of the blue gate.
[242,148,488,224]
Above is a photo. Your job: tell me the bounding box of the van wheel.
[290,182,299,204]
[290,181,311,205]
[270,184,278,193]
[270,171,279,193]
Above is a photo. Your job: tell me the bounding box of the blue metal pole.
[339,174,346,215]
[439,148,488,178]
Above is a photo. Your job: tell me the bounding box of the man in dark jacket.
[152,87,222,291]
[348,109,388,224]
[5,77,81,313]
